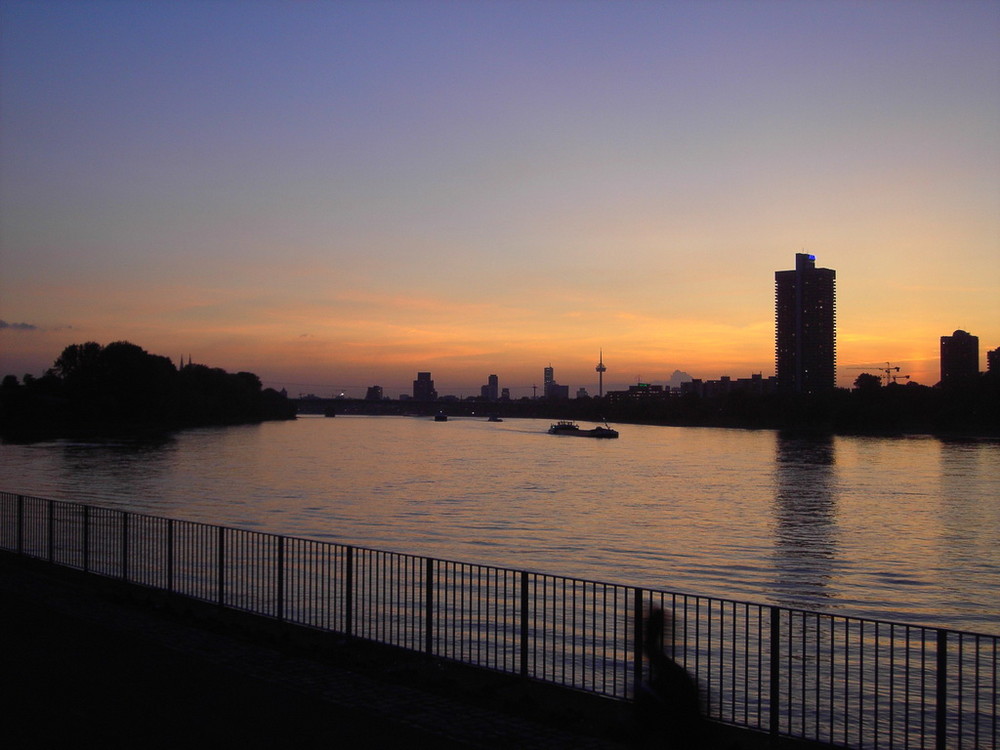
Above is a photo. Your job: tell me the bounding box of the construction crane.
[844,362,910,387]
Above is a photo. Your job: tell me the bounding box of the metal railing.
[1,492,996,749]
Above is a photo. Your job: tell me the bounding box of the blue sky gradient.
[2,1,998,396]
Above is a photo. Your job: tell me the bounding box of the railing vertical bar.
[859,619,865,745]
[786,610,793,737]
[217,525,225,606]
[729,600,735,722]
[974,635,981,749]
[743,602,751,725]
[47,499,54,563]
[164,517,173,593]
[875,621,881,749]
[633,587,644,698]
[936,629,947,750]
[845,618,851,747]
[82,505,90,573]
[121,511,129,581]
[991,635,997,750]
[520,569,529,678]
[770,605,781,740]
[425,557,434,655]
[921,627,928,748]
[16,495,24,554]
[276,535,285,622]
[957,634,964,746]
[706,597,713,715]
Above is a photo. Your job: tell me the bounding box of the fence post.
[344,546,354,637]
[166,519,174,593]
[276,535,285,622]
[47,499,54,563]
[425,557,434,655]
[770,606,781,740]
[520,570,529,677]
[16,495,24,555]
[217,526,226,606]
[120,511,129,581]
[82,505,90,573]
[936,629,947,750]
[633,587,644,698]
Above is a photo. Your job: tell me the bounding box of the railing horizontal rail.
[1,492,996,750]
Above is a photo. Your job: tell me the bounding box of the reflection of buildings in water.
[771,433,840,609]
[936,439,1000,610]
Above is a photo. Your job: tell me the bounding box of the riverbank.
[2,554,834,749]
[301,381,1000,439]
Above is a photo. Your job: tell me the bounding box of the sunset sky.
[2,1,998,398]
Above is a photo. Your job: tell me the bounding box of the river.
[1,416,997,634]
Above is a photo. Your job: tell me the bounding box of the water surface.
[2,416,997,633]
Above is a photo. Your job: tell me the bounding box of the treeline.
[0,341,296,439]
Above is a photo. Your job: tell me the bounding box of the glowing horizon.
[2,2,997,399]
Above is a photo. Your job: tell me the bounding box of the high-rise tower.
[940,330,979,385]
[595,350,606,398]
[775,253,836,393]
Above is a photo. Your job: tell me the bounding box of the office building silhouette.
[775,253,836,393]
[413,372,437,401]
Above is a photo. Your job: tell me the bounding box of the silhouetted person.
[636,607,706,749]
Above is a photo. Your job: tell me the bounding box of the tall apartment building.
[775,253,837,393]
[940,330,979,384]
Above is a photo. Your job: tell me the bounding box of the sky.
[2,0,998,398]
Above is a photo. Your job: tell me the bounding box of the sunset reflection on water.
[2,417,997,633]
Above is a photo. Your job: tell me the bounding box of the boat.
[487,415,503,422]
[434,411,448,422]
[547,420,619,438]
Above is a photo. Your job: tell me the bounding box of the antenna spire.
[595,348,607,398]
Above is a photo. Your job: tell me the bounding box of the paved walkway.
[2,554,821,749]
[0,554,640,748]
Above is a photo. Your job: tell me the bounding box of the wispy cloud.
[0,320,38,331]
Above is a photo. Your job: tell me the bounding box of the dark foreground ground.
[0,554,833,749]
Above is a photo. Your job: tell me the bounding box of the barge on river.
[547,420,619,438]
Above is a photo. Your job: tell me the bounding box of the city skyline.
[2,2,998,397]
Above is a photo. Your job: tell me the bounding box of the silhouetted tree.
[1,341,294,439]
[853,373,881,391]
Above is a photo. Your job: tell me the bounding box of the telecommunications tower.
[596,349,607,398]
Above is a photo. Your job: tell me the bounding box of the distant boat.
[547,420,619,438]
[487,415,503,422]
[434,411,448,422]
